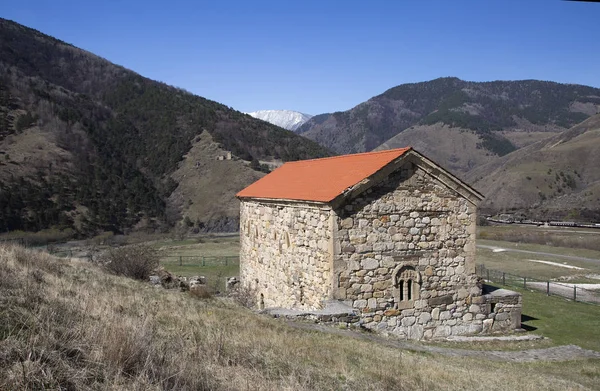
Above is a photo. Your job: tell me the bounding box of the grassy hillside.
[468,114,600,220]
[375,123,498,177]
[0,18,331,235]
[1,244,599,390]
[299,77,600,161]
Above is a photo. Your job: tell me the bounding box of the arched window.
[399,280,404,301]
[392,265,421,309]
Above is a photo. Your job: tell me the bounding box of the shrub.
[228,285,257,308]
[88,231,115,245]
[189,285,212,299]
[101,244,159,280]
[477,215,490,226]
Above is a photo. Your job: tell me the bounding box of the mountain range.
[299,77,600,169]
[2,17,600,237]
[246,110,312,131]
[0,18,330,235]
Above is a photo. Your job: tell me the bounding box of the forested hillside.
[299,77,600,157]
[0,18,331,235]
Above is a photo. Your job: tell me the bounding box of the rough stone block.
[373,280,391,290]
[494,312,509,321]
[429,294,453,306]
[381,256,395,268]
[414,299,428,309]
[469,286,481,295]
[401,316,416,326]
[367,233,379,243]
[377,267,389,275]
[360,284,373,293]
[418,312,432,324]
[408,324,424,340]
[342,245,355,253]
[341,218,353,229]
[361,258,379,270]
[353,299,367,308]
[469,304,480,313]
[356,244,373,253]
[373,243,386,251]
[457,288,468,299]
[424,266,434,276]
[482,318,494,333]
[433,325,451,338]
[367,298,378,309]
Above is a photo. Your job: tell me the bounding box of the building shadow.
[520,314,538,331]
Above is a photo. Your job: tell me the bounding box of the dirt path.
[286,321,600,362]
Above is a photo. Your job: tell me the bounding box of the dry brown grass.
[0,244,598,390]
[478,225,600,252]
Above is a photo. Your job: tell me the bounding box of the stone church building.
[237,148,521,339]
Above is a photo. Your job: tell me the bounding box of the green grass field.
[155,235,240,290]
[153,234,240,257]
[476,239,600,280]
[516,285,600,351]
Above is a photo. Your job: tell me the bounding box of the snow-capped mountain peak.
[246,110,313,132]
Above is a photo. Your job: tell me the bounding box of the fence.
[0,238,26,246]
[46,248,240,269]
[476,264,600,305]
[160,255,239,268]
[41,246,94,260]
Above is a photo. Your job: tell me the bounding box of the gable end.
[329,150,483,209]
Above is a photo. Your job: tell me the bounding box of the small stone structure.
[237,148,522,339]
[216,151,233,161]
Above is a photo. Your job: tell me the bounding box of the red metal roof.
[236,147,412,202]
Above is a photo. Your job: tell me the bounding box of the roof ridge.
[285,147,412,165]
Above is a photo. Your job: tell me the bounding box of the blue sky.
[2,0,599,114]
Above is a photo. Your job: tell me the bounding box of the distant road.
[476,244,600,266]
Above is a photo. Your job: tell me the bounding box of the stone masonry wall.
[240,200,333,310]
[333,162,507,339]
